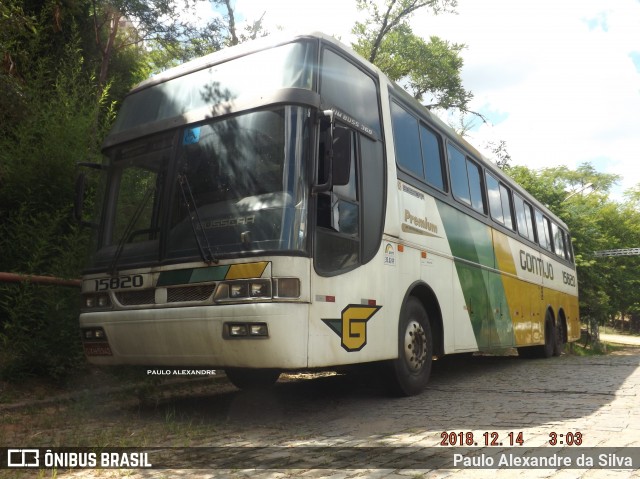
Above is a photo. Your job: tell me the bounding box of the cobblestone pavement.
[12,347,640,479]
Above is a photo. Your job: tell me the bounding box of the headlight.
[82,327,108,341]
[229,324,248,336]
[250,280,271,298]
[224,322,268,338]
[229,283,249,299]
[82,294,111,310]
[214,277,300,302]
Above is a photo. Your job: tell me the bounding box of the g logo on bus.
[322,305,382,352]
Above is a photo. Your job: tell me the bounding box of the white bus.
[77,32,580,396]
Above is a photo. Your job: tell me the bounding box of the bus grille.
[114,285,217,305]
[116,290,156,306]
[167,285,216,303]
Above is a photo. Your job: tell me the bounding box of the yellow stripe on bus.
[225,262,269,280]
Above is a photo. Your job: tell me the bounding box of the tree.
[0,0,37,129]
[352,0,475,114]
[504,163,640,334]
[213,0,267,48]
[0,0,254,379]
[353,0,456,64]
[0,33,113,379]
[488,140,512,169]
[89,0,223,86]
[105,1,268,80]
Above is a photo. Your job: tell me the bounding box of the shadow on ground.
[132,349,640,435]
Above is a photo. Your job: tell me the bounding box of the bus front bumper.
[79,302,309,369]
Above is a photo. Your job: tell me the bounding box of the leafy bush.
[0,37,113,380]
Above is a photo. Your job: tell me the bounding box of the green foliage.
[504,163,640,327]
[352,0,472,112]
[356,23,470,110]
[353,0,457,62]
[91,0,224,85]
[0,0,37,129]
[0,35,111,380]
[0,212,86,379]
[0,0,255,381]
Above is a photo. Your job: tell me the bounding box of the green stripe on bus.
[190,265,230,283]
[156,269,194,286]
[437,202,515,349]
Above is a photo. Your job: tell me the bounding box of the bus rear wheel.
[553,318,565,356]
[225,368,280,390]
[387,297,433,396]
[541,314,555,358]
[518,313,555,359]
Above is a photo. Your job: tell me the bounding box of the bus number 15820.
[94,275,144,291]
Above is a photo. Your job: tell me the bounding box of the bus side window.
[317,127,358,235]
[467,159,485,214]
[331,128,359,235]
[419,124,445,191]
[524,203,536,242]
[551,222,566,259]
[487,173,513,229]
[391,102,423,179]
[487,174,504,224]
[535,210,552,251]
[499,183,514,230]
[448,144,470,204]
[390,100,445,192]
[320,48,381,138]
[560,229,570,260]
[565,232,575,262]
[514,193,536,242]
[315,128,361,275]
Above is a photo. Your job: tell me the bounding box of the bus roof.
[129,31,334,94]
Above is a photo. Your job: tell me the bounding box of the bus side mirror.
[74,162,104,228]
[313,110,351,193]
[74,173,87,223]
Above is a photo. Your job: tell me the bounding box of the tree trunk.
[99,9,121,87]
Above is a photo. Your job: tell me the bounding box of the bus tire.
[518,313,555,359]
[225,368,280,390]
[553,317,565,356]
[541,313,555,358]
[387,297,433,396]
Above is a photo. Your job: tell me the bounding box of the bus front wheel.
[387,297,433,396]
[225,368,280,390]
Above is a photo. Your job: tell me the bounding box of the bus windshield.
[91,106,310,270]
[167,107,309,260]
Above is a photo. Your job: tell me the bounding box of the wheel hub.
[404,320,428,372]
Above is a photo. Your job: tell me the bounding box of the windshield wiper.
[109,184,155,275]
[177,172,218,264]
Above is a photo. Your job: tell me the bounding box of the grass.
[0,368,229,451]
[569,341,625,356]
